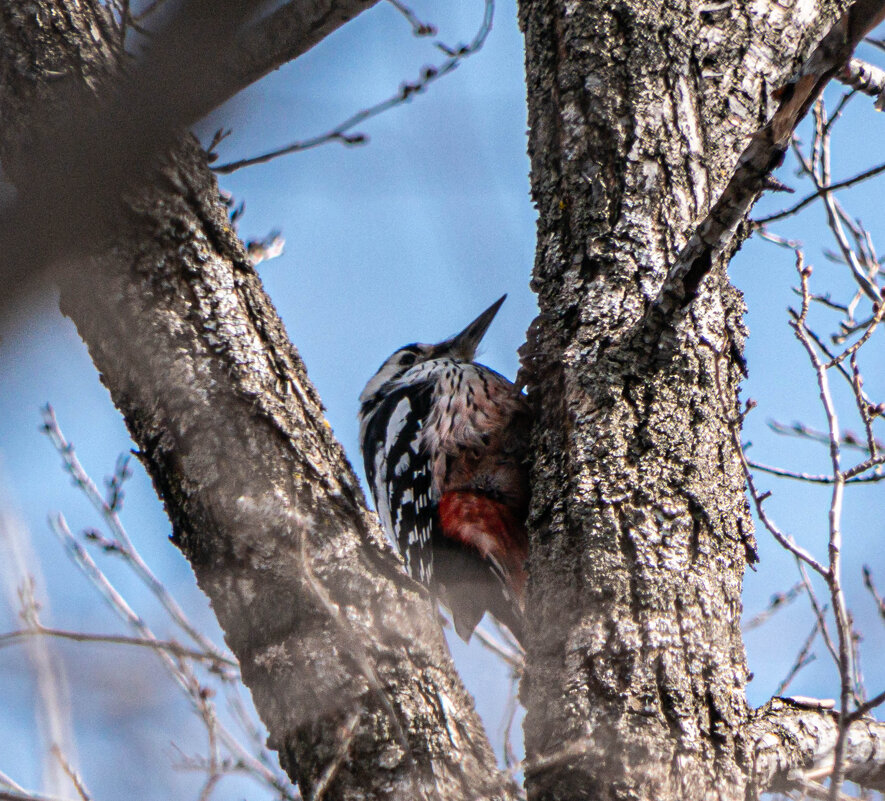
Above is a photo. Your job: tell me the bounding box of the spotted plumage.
[359,296,530,645]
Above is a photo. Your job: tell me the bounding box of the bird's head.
[359,295,506,404]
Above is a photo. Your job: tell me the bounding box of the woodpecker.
[359,295,530,646]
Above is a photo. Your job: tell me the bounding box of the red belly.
[438,491,528,599]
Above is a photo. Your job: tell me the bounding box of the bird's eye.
[399,352,417,366]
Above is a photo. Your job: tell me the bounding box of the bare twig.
[754,160,885,225]
[739,467,828,576]
[862,566,885,620]
[49,748,90,801]
[746,460,885,484]
[48,512,295,798]
[41,406,232,668]
[0,625,237,668]
[796,562,841,672]
[842,452,885,479]
[791,119,880,300]
[214,0,495,173]
[791,257,854,801]
[848,354,879,459]
[744,582,806,631]
[36,407,299,798]
[845,688,885,723]
[0,503,79,799]
[827,312,885,370]
[774,615,821,696]
[500,672,522,773]
[787,310,879,409]
[387,0,437,36]
[0,773,26,794]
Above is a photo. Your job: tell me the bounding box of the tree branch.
[746,698,885,797]
[837,56,885,108]
[0,2,514,797]
[228,0,381,98]
[651,0,885,317]
[0,0,381,318]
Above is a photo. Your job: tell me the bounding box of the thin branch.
[786,308,877,410]
[790,126,881,301]
[826,300,885,369]
[48,513,294,797]
[501,673,522,773]
[791,255,854,801]
[747,460,885,484]
[796,562,841,671]
[0,625,238,668]
[41,406,232,667]
[0,774,26,794]
[862,566,885,621]
[386,0,437,36]
[847,354,879,461]
[0,506,79,799]
[49,747,90,801]
[843,452,885,479]
[740,467,829,577]
[774,615,821,697]
[213,0,495,173]
[754,160,885,225]
[845,689,885,723]
[744,582,806,631]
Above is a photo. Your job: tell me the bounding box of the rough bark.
[746,699,885,797]
[0,0,381,314]
[517,0,883,799]
[2,0,885,799]
[0,3,514,799]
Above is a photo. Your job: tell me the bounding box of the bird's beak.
[436,295,507,361]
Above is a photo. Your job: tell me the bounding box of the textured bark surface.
[516,0,866,799]
[0,3,514,800]
[3,0,885,799]
[746,699,885,796]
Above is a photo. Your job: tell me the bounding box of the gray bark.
[0,3,514,800]
[517,0,885,798]
[747,699,885,796]
[1,0,885,800]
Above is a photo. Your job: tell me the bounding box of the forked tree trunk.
[518,0,879,798]
[1,1,884,800]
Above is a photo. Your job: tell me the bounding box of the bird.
[358,295,530,646]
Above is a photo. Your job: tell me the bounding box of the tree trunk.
[2,1,885,800]
[517,0,882,798]
[0,3,514,800]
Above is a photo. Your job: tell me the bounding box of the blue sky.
[1,2,883,798]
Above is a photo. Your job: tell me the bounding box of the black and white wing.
[360,383,437,584]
